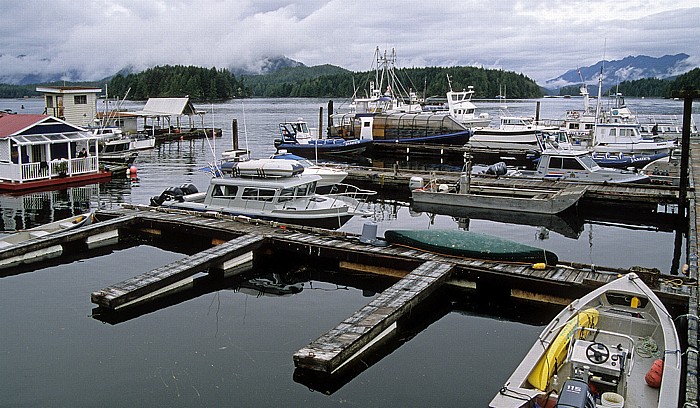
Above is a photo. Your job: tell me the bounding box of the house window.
[74,95,87,105]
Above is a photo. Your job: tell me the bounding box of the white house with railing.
[0,113,105,189]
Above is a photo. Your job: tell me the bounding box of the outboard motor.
[178,184,198,195]
[485,161,508,176]
[150,186,186,206]
[555,379,595,408]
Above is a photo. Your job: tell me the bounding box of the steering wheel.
[586,342,610,364]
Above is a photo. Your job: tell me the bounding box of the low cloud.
[0,1,697,85]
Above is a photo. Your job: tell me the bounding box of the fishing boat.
[128,132,156,150]
[422,75,491,128]
[411,175,586,215]
[490,272,682,408]
[0,211,95,249]
[149,164,372,229]
[329,48,472,146]
[513,149,651,184]
[383,229,559,264]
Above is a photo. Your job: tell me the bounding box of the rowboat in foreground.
[384,229,559,265]
[490,272,681,408]
[411,175,587,215]
[0,212,95,249]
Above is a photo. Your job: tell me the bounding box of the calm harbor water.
[0,96,697,406]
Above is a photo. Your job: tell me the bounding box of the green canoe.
[384,229,559,265]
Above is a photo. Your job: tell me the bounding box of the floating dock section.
[293,260,454,373]
[91,233,264,309]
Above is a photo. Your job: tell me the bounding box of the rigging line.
[241,101,250,154]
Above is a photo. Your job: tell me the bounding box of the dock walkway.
[294,261,454,373]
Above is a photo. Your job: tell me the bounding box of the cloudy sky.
[1,0,698,85]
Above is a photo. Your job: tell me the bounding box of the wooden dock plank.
[91,233,265,309]
[293,260,454,373]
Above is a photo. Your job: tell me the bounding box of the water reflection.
[0,185,97,231]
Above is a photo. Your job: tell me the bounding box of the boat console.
[569,338,631,396]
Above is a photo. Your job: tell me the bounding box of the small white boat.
[411,175,586,215]
[0,212,95,249]
[128,133,156,150]
[490,273,682,408]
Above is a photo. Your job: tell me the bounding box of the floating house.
[0,113,112,192]
[36,86,102,128]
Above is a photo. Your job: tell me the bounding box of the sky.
[0,0,698,85]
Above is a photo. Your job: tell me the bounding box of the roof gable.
[140,97,201,116]
[0,113,85,137]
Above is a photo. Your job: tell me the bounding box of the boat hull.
[158,201,355,229]
[411,184,586,215]
[275,139,371,158]
[384,229,559,264]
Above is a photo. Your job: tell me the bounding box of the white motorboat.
[471,114,558,145]
[411,175,586,215]
[591,123,675,155]
[95,136,138,164]
[128,133,156,150]
[490,272,682,408]
[512,148,651,184]
[150,166,372,229]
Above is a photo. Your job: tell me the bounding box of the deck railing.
[0,157,99,183]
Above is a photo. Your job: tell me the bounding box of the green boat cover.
[384,229,559,265]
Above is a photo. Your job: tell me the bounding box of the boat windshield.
[578,154,599,170]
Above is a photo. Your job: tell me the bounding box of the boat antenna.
[202,103,220,176]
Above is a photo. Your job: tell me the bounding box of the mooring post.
[232,118,239,150]
[327,100,334,138]
[673,90,698,220]
[535,100,541,122]
[318,106,323,140]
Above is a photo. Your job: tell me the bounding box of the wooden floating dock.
[91,233,265,310]
[293,260,454,373]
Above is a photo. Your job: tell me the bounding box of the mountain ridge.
[545,53,693,91]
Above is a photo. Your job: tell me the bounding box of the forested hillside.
[107,65,250,100]
[242,65,543,98]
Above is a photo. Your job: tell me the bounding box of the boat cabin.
[203,174,321,209]
[279,120,316,144]
[0,113,106,190]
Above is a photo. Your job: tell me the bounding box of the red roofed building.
[0,113,111,191]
